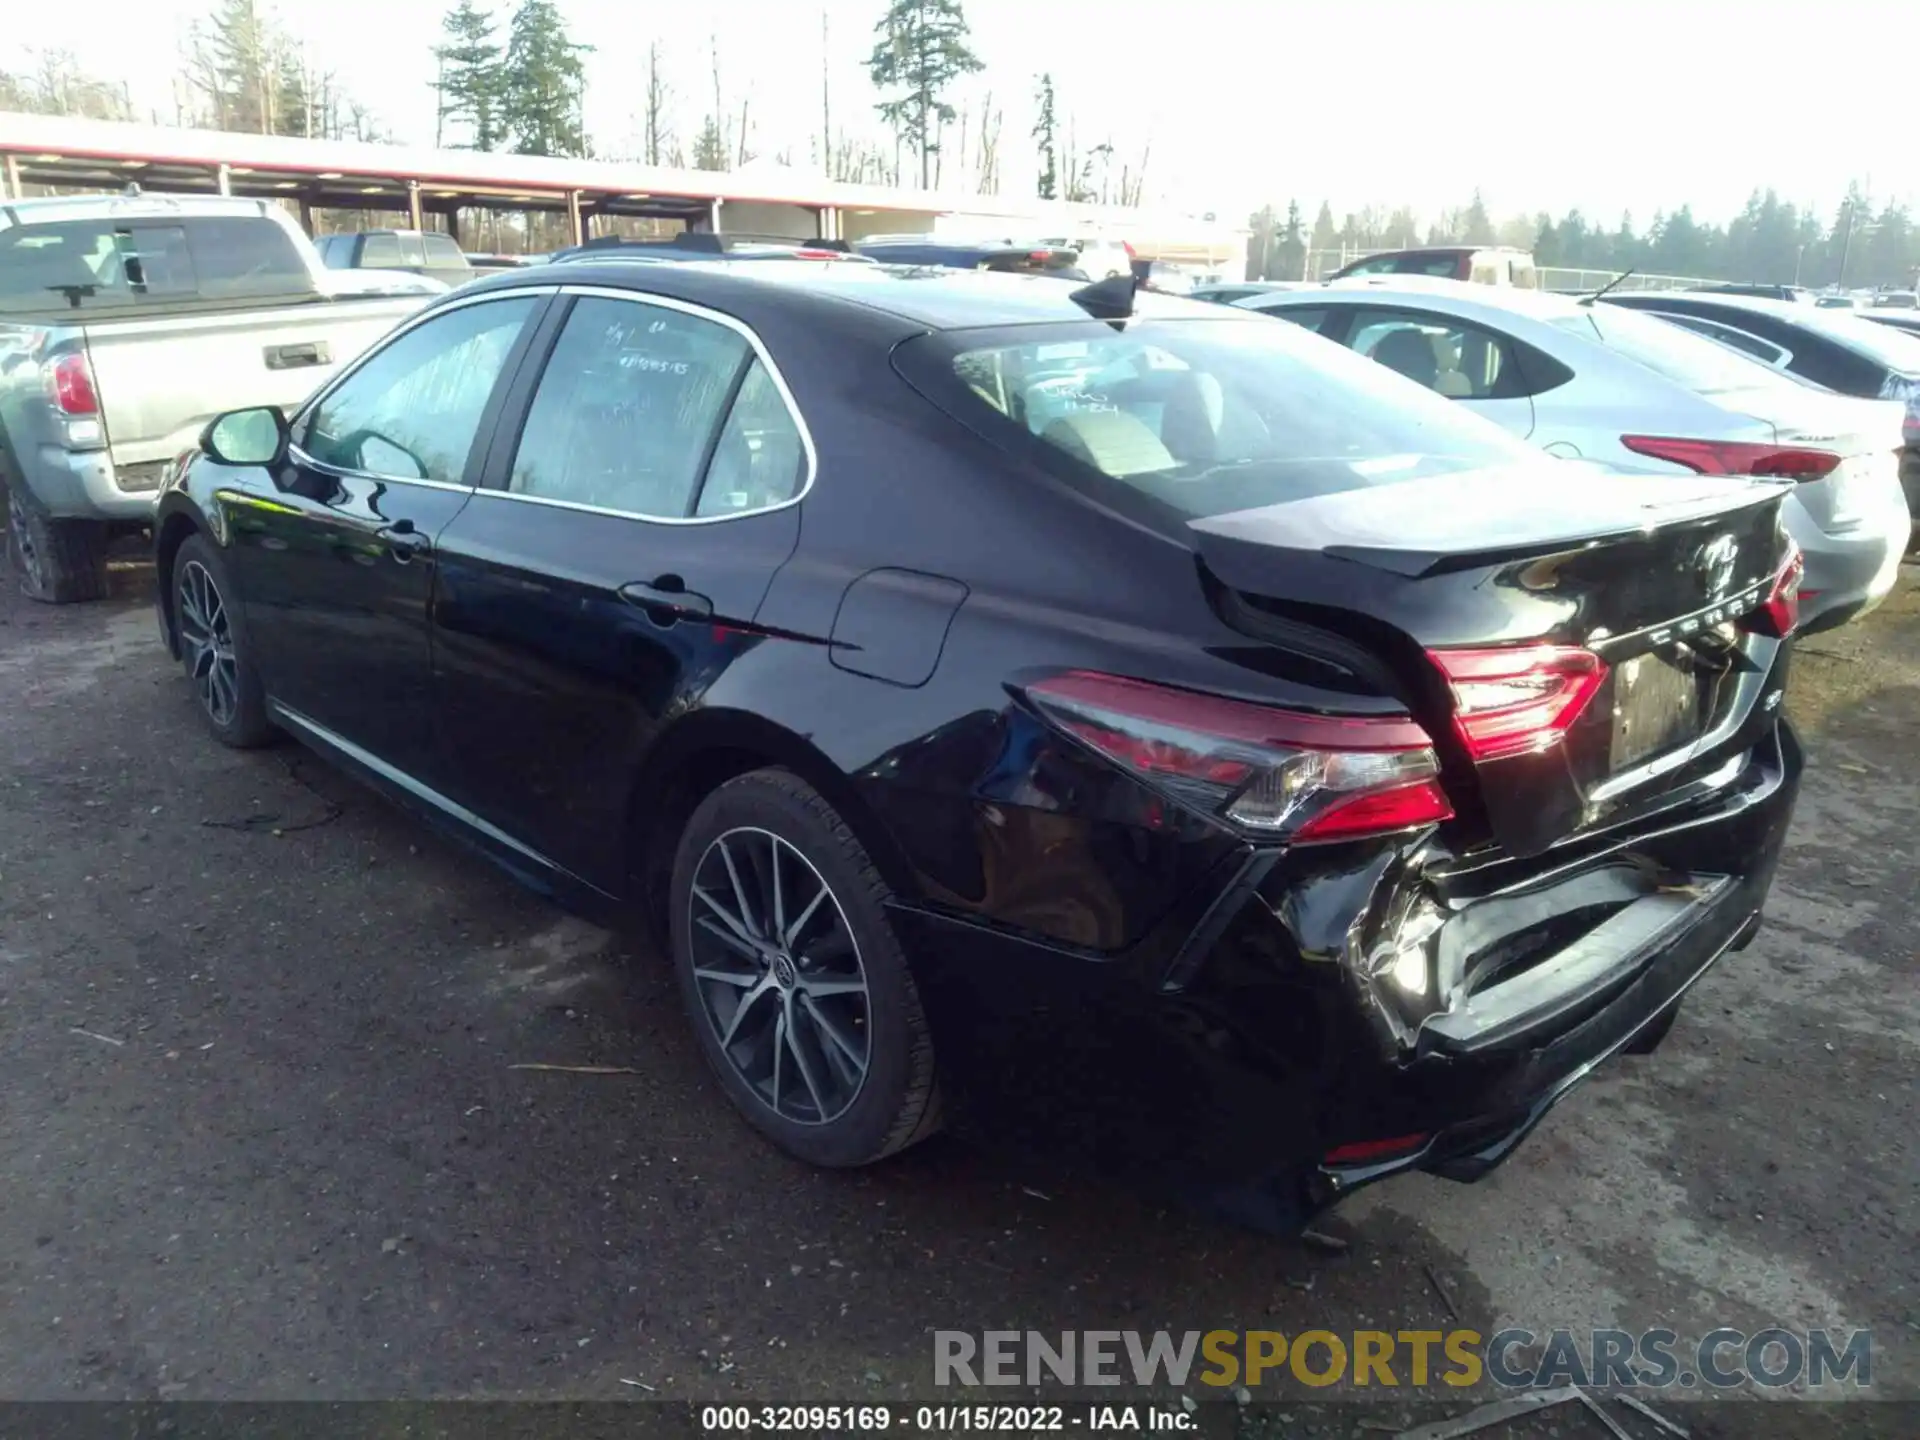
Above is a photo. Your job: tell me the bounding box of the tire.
[1623,999,1680,1055]
[4,474,109,604]
[669,769,939,1167]
[172,534,274,749]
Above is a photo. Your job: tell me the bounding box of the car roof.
[463,258,1243,331]
[1246,278,1586,321]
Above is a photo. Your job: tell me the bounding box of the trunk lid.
[1726,389,1909,534]
[1193,463,1794,856]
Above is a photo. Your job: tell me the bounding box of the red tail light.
[1620,435,1841,482]
[1427,646,1607,763]
[790,248,844,260]
[1324,1132,1431,1166]
[44,352,99,416]
[1744,542,1804,638]
[1022,671,1453,843]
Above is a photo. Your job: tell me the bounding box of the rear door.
[1331,305,1539,437]
[428,288,807,890]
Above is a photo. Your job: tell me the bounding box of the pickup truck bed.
[2,192,431,602]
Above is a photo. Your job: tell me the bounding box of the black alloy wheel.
[670,770,939,1167]
[172,535,274,747]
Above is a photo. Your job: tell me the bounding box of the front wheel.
[669,769,939,1167]
[172,534,274,748]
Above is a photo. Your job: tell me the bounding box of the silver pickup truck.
[1,192,431,602]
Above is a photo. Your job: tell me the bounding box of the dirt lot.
[0,548,1914,1434]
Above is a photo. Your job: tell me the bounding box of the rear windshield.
[900,316,1535,521]
[0,215,311,313]
[1550,305,1794,396]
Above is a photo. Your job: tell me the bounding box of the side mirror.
[201,407,289,468]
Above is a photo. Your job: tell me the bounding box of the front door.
[430,290,809,891]
[227,293,545,781]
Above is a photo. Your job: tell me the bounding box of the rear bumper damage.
[889,719,1801,1234]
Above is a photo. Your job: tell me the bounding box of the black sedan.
[153,262,1804,1231]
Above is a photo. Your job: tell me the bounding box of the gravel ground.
[0,547,1913,1437]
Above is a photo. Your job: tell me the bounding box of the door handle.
[265,340,331,370]
[619,576,713,625]
[376,522,431,561]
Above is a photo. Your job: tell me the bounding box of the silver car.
[1237,280,1909,634]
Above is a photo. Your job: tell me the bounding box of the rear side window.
[903,316,1534,522]
[508,296,757,519]
[360,233,404,268]
[423,233,467,267]
[1345,308,1549,400]
[0,215,309,312]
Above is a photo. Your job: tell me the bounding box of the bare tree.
[737,98,753,166]
[820,11,832,175]
[644,41,671,166]
[975,93,1001,195]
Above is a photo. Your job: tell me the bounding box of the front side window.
[508,297,753,518]
[299,296,535,482]
[1346,309,1521,400]
[905,316,1534,522]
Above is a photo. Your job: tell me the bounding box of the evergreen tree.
[1275,199,1306,281]
[1308,200,1337,273]
[500,0,591,157]
[691,116,728,171]
[1032,72,1058,200]
[1462,189,1495,246]
[867,0,984,190]
[434,0,506,152]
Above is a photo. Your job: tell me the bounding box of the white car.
[1236,281,1910,634]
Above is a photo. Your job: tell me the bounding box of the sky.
[11,0,1916,228]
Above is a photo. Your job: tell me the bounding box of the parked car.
[0,193,433,602]
[1328,246,1538,288]
[315,229,474,289]
[1861,309,1920,341]
[465,252,535,275]
[1190,280,1312,304]
[1600,290,1920,514]
[554,232,872,266]
[1236,282,1909,634]
[1815,294,1861,310]
[1870,291,1918,310]
[1040,235,1133,281]
[154,261,1803,1232]
[1691,283,1811,303]
[317,269,450,299]
[852,235,1084,277]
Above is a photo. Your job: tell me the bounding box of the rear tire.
[172,534,274,749]
[669,769,939,1167]
[4,474,109,604]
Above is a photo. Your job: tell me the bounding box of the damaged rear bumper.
[886,720,1801,1234]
